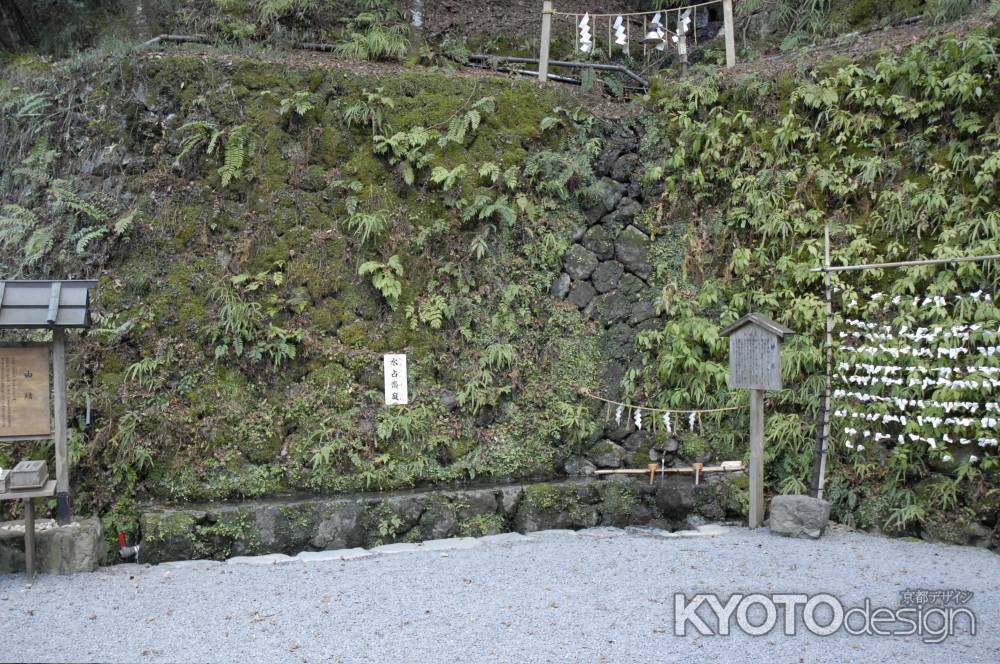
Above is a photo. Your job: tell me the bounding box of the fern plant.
[343,209,389,245]
[278,90,315,118]
[429,164,466,191]
[438,96,495,148]
[343,88,394,137]
[219,124,255,187]
[333,10,409,62]
[359,255,404,309]
[372,126,435,185]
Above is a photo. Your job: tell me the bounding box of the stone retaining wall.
[138,474,746,564]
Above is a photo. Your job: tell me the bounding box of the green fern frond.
[23,226,54,266]
[219,125,255,187]
[71,225,108,254]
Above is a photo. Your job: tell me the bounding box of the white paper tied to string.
[650,12,667,51]
[613,15,627,51]
[634,408,642,431]
[614,404,623,426]
[579,13,593,53]
[689,412,696,432]
[662,411,671,434]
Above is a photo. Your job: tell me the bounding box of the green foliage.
[174,121,255,187]
[358,255,404,309]
[333,9,409,62]
[430,164,466,190]
[208,267,303,368]
[344,88,395,137]
[219,124,255,187]
[438,96,495,148]
[343,208,389,245]
[373,126,434,185]
[278,90,315,117]
[928,0,989,23]
[640,31,1000,535]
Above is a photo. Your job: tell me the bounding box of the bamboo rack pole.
[810,254,1000,273]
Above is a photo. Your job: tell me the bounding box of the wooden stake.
[53,328,70,524]
[24,497,35,583]
[722,0,736,69]
[749,388,765,528]
[538,2,553,82]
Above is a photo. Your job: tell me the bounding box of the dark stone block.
[618,273,645,295]
[611,153,641,182]
[623,430,650,452]
[629,299,656,325]
[615,225,652,280]
[568,281,597,309]
[591,261,624,293]
[563,244,600,280]
[590,292,633,327]
[582,225,615,261]
[550,273,571,300]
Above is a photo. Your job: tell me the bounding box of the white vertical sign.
[383,354,408,405]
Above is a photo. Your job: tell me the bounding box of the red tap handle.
[117,532,126,549]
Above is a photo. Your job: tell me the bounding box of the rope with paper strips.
[832,289,1000,463]
[580,388,739,435]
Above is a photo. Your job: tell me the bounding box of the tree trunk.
[0,0,35,51]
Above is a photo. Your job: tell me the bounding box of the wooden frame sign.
[0,346,51,439]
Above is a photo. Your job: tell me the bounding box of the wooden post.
[722,0,736,69]
[676,11,688,73]
[53,328,70,524]
[538,1,553,82]
[24,497,35,583]
[749,389,765,528]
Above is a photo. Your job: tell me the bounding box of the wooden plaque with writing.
[727,326,782,391]
[0,346,51,438]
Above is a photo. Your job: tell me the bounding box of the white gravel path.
[1,525,998,664]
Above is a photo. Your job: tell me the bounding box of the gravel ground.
[1,525,998,664]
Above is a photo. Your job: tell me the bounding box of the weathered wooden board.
[0,346,50,438]
[727,325,782,391]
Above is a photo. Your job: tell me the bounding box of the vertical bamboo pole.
[816,222,833,500]
[643,15,647,59]
[575,13,579,54]
[749,389,765,528]
[723,0,736,68]
[538,1,553,82]
[693,6,698,47]
[53,328,70,524]
[607,14,611,58]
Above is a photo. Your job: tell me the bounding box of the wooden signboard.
[720,314,794,529]
[728,325,783,391]
[0,346,51,439]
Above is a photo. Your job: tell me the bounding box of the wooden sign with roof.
[720,313,794,391]
[720,313,794,529]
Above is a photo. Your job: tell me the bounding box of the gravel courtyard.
[1,525,998,664]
